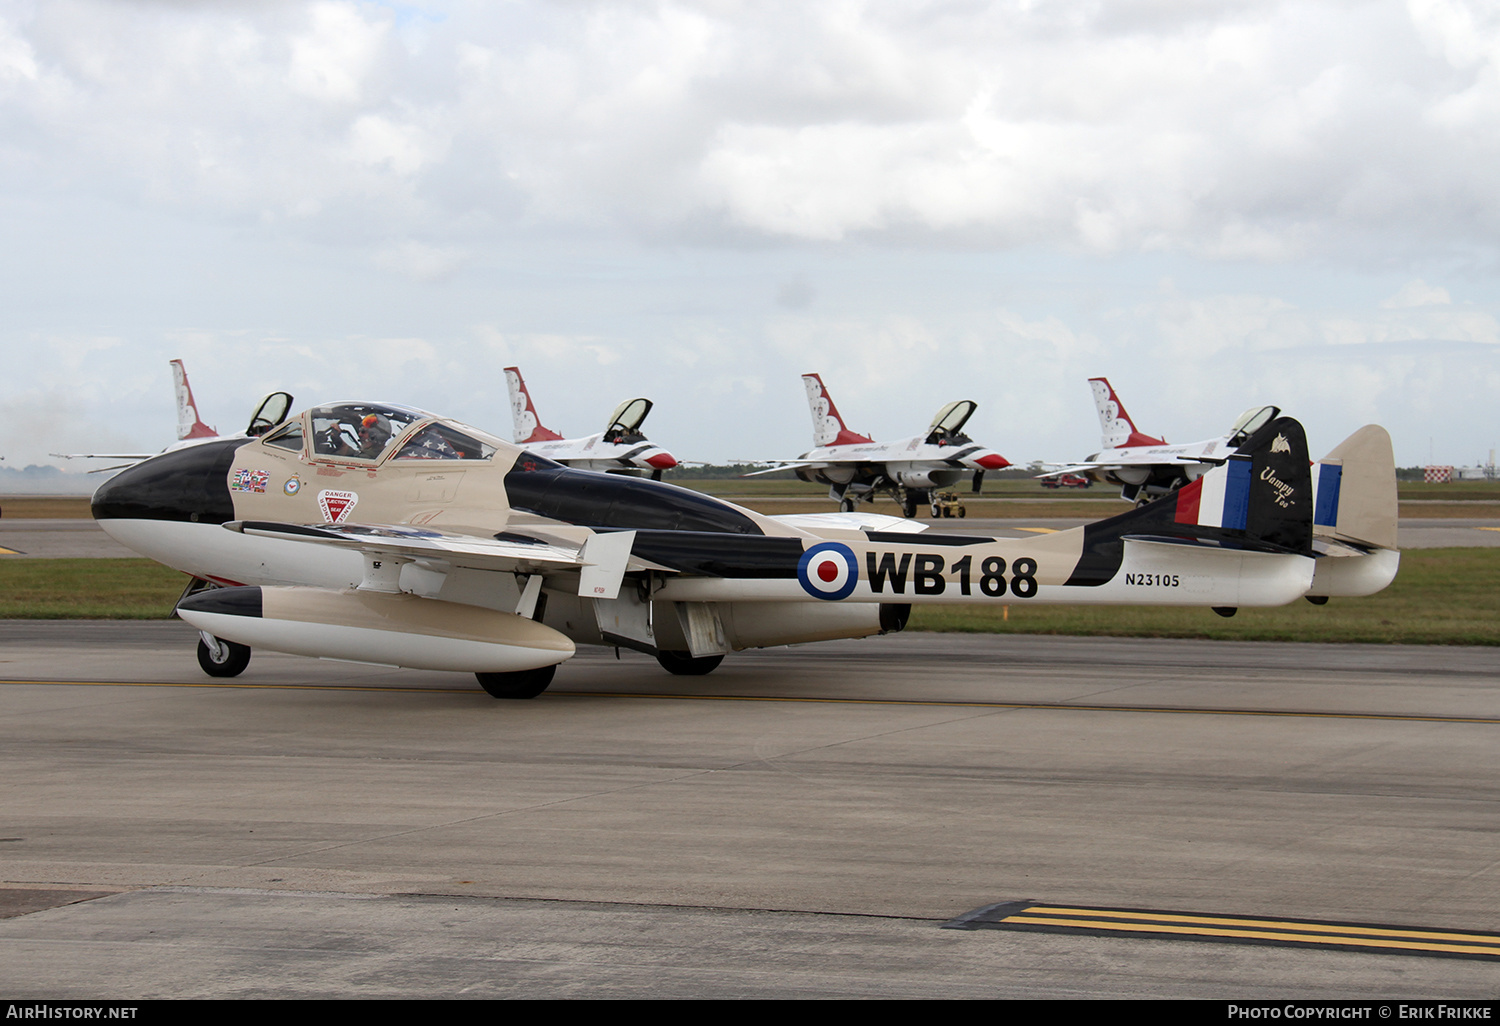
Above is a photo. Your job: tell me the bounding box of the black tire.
[958,508,966,518]
[196,636,251,678]
[903,500,917,519]
[475,663,556,699]
[838,498,856,513]
[655,651,725,676]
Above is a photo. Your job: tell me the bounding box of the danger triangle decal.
[318,490,358,524]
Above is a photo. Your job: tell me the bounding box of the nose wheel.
[196,632,251,678]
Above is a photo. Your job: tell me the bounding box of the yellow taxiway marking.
[1,680,1499,724]
[0,546,23,555]
[1478,527,1500,532]
[955,902,1500,959]
[1016,527,1059,534]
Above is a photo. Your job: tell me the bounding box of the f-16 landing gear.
[656,651,725,676]
[475,663,556,699]
[838,497,857,513]
[900,488,931,518]
[196,633,251,678]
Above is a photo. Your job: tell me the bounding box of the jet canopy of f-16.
[90,396,1402,700]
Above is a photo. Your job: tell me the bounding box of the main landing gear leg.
[475,664,557,699]
[196,632,251,678]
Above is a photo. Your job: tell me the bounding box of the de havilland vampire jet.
[1040,377,1282,504]
[750,374,1012,517]
[53,359,294,472]
[90,398,1400,700]
[505,367,678,479]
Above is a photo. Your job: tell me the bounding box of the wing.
[771,512,928,535]
[225,520,653,600]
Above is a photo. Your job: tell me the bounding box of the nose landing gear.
[196,632,251,678]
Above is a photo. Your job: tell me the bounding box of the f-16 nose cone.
[975,453,1010,470]
[645,452,678,470]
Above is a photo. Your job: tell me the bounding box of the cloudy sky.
[2,0,1497,485]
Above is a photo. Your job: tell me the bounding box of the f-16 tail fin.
[505,367,564,445]
[1065,416,1313,585]
[1089,377,1164,449]
[1313,425,1398,551]
[803,373,874,448]
[172,359,215,441]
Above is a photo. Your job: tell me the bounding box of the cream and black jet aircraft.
[91,399,1399,699]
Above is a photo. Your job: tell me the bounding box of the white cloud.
[1382,278,1452,308]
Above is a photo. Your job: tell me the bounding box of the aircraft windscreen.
[309,403,425,462]
[263,419,304,452]
[395,423,498,461]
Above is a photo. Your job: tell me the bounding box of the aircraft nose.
[644,451,678,470]
[974,453,1010,471]
[91,439,244,525]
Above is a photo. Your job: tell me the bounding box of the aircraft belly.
[98,518,362,589]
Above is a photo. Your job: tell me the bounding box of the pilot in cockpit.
[357,413,392,459]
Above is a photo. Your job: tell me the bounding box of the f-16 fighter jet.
[53,359,293,472]
[750,373,1011,518]
[1041,377,1279,504]
[504,367,678,479]
[91,398,1399,699]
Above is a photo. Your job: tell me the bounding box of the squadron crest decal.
[798,542,859,600]
[318,489,358,524]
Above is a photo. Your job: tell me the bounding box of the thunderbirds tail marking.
[803,373,875,447]
[1089,377,1165,449]
[173,359,216,441]
[504,367,565,444]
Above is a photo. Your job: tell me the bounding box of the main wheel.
[655,651,725,676]
[475,663,556,699]
[196,635,251,678]
[838,497,856,513]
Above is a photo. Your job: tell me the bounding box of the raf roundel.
[797,542,859,601]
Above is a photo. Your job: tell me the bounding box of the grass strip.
[0,559,188,618]
[910,548,1500,645]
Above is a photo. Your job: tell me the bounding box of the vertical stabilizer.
[505,367,565,445]
[1065,417,1314,586]
[1089,377,1164,449]
[803,373,875,447]
[172,359,216,440]
[1313,425,1398,551]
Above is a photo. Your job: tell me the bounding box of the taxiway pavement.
[0,624,1496,997]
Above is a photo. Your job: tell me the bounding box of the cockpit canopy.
[1227,405,1281,446]
[926,400,977,446]
[603,398,653,444]
[260,402,504,464]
